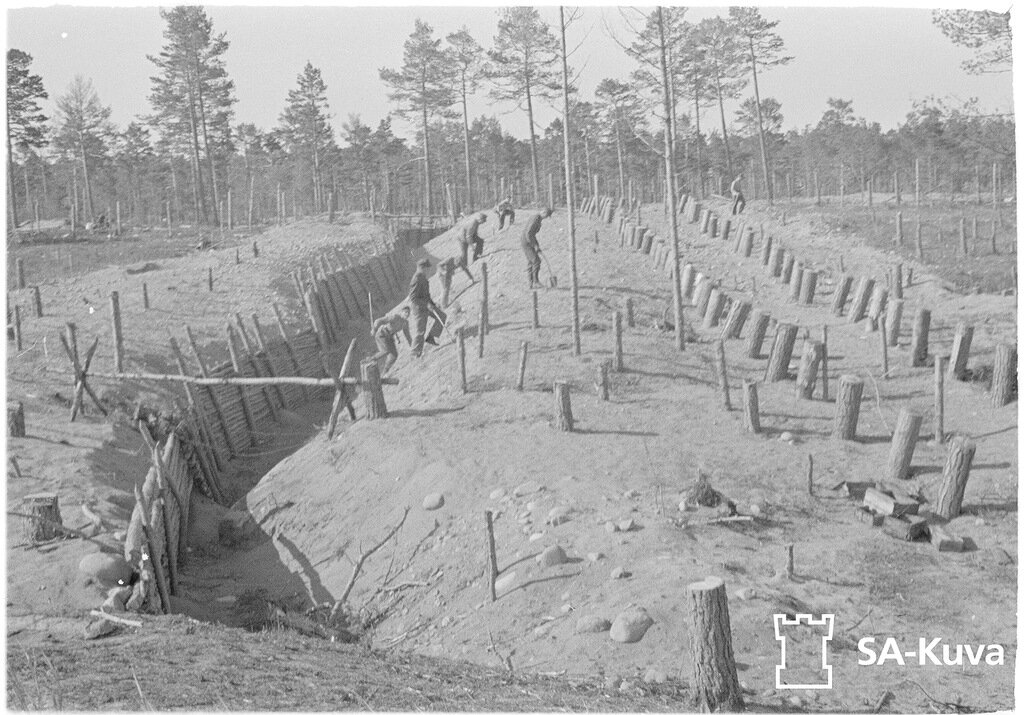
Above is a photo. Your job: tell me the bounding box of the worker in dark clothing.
[730,174,746,215]
[455,212,486,282]
[495,197,515,230]
[408,258,446,357]
[371,305,411,374]
[521,208,553,289]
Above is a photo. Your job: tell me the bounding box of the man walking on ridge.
[730,174,746,215]
[495,197,515,230]
[521,207,553,289]
[407,258,446,356]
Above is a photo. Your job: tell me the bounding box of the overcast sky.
[4,3,1016,145]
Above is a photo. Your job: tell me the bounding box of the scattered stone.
[526,501,538,511]
[538,544,568,567]
[534,623,552,637]
[604,675,622,692]
[623,489,641,499]
[575,615,612,633]
[547,505,572,526]
[617,518,636,532]
[422,493,445,511]
[514,481,543,497]
[788,695,803,709]
[678,500,695,512]
[610,566,631,580]
[528,532,545,542]
[84,618,118,640]
[643,668,668,684]
[489,488,506,501]
[610,606,654,643]
[779,431,796,443]
[494,571,517,592]
[734,587,756,601]
[559,603,573,614]
[79,552,134,588]
[561,591,571,601]
[604,521,619,533]
[619,680,639,694]
[587,552,605,562]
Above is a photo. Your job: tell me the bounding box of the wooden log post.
[886,298,903,347]
[693,278,714,316]
[225,325,258,443]
[820,325,830,400]
[553,381,574,432]
[110,291,125,373]
[895,211,903,245]
[720,300,751,340]
[780,253,795,285]
[848,277,874,323]
[485,511,499,602]
[625,297,635,328]
[879,315,890,377]
[795,340,824,399]
[916,221,925,260]
[948,322,974,381]
[480,261,490,335]
[959,216,968,256]
[886,409,923,480]
[142,282,150,310]
[440,259,454,308]
[742,380,760,433]
[599,359,611,401]
[910,308,931,367]
[759,233,773,267]
[686,577,744,713]
[207,267,214,292]
[31,286,42,318]
[831,275,853,316]
[764,323,798,382]
[8,400,25,437]
[531,289,540,329]
[934,437,977,519]
[768,244,784,278]
[21,492,62,542]
[477,302,486,358]
[740,228,754,258]
[703,289,726,328]
[991,343,1017,407]
[16,258,25,290]
[720,218,731,244]
[680,263,696,299]
[360,358,388,420]
[709,215,718,238]
[516,341,528,391]
[788,265,804,301]
[934,355,948,444]
[746,311,771,359]
[832,375,864,440]
[799,270,818,305]
[613,310,624,372]
[13,304,23,351]
[892,264,904,300]
[866,286,888,332]
[456,327,467,394]
[714,340,731,410]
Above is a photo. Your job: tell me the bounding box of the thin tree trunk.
[525,74,541,204]
[748,37,772,204]
[657,8,685,352]
[460,72,474,209]
[421,84,433,215]
[714,70,733,177]
[559,7,581,356]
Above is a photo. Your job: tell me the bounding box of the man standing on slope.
[495,197,515,230]
[521,207,553,289]
[371,304,411,374]
[408,258,446,357]
[730,174,746,215]
[457,212,488,281]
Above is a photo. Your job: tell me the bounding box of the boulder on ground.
[422,493,445,511]
[575,615,612,633]
[537,544,568,567]
[79,552,134,588]
[610,606,654,643]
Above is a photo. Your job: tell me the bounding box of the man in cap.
[408,258,446,356]
[371,304,411,374]
[521,207,553,289]
[495,197,515,231]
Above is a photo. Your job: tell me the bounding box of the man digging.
[521,207,553,289]
[408,258,446,357]
[495,197,515,230]
[456,212,488,281]
[371,304,411,374]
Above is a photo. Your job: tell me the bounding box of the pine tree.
[148,6,237,225]
[279,62,335,213]
[7,49,48,230]
[53,75,114,223]
[932,10,1012,75]
[695,16,748,182]
[447,27,488,209]
[380,19,454,215]
[488,7,562,205]
[595,79,645,198]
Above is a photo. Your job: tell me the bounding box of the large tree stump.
[866,286,888,331]
[693,277,714,316]
[991,342,1017,406]
[680,263,695,300]
[788,265,804,302]
[745,312,771,359]
[848,277,875,323]
[759,233,773,266]
[910,308,931,367]
[948,322,974,381]
[794,340,824,399]
[22,492,62,542]
[742,380,760,433]
[739,228,754,258]
[764,323,798,382]
[799,270,818,305]
[703,289,726,328]
[767,244,784,278]
[553,381,573,432]
[830,274,853,316]
[360,358,388,419]
[934,437,977,519]
[885,298,904,347]
[832,375,864,440]
[8,400,25,437]
[687,576,744,713]
[885,408,923,480]
[780,253,795,284]
[720,300,751,340]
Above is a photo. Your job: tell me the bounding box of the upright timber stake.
[110,291,124,373]
[714,340,731,410]
[687,577,744,712]
[16,258,25,290]
[8,401,25,437]
[485,511,499,602]
[516,342,528,391]
[910,308,931,367]
[207,267,214,292]
[13,305,23,351]
[746,312,771,359]
[625,297,635,328]
[612,311,624,372]
[935,437,976,519]
[795,340,824,399]
[456,327,467,394]
[360,358,388,419]
[820,325,830,400]
[991,343,1017,407]
[764,323,798,382]
[879,315,890,377]
[481,262,489,335]
[31,286,42,317]
[948,322,974,381]
[848,277,874,323]
[886,299,904,347]
[886,408,923,480]
[742,380,760,433]
[553,381,573,432]
[599,360,611,401]
[142,282,150,310]
[477,303,486,359]
[934,355,948,443]
[531,290,539,329]
[832,375,864,440]
[831,275,853,316]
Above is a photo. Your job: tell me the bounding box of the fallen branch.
[89,610,143,628]
[845,606,873,632]
[333,507,411,613]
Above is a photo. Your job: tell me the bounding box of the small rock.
[734,587,756,601]
[526,501,538,511]
[534,622,552,636]
[547,505,572,526]
[610,606,654,643]
[528,532,545,542]
[604,521,619,533]
[604,675,622,692]
[678,500,695,512]
[749,503,762,517]
[125,582,146,611]
[788,695,803,709]
[975,518,986,526]
[561,591,571,601]
[84,618,118,640]
[422,493,445,510]
[779,431,796,443]
[623,489,641,499]
[610,566,631,580]
[617,518,636,532]
[489,488,506,501]
[619,680,637,694]
[575,615,612,633]
[587,552,605,562]
[559,603,573,614]
[494,571,517,592]
[513,480,543,497]
[538,544,568,567]
[643,668,667,684]
[79,552,134,588]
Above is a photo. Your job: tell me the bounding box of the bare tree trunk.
[525,74,541,205]
[657,7,685,352]
[421,97,433,215]
[748,37,772,203]
[559,7,581,356]
[460,71,474,210]
[714,70,733,177]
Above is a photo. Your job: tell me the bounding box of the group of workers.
[371,197,556,372]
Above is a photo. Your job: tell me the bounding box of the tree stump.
[910,308,931,367]
[703,289,726,328]
[799,270,818,305]
[8,400,25,437]
[599,359,611,401]
[31,286,42,318]
[866,286,888,331]
[788,265,804,302]
[991,342,1017,406]
[780,253,795,284]
[948,322,974,381]
[720,300,751,340]
[934,355,947,443]
[832,375,864,440]
[714,340,731,410]
[848,277,875,323]
[830,274,853,316]
[16,258,25,290]
[740,228,754,258]
[687,576,744,713]
[745,312,771,359]
[360,358,388,419]
[532,290,539,328]
[516,341,528,391]
[553,381,573,432]
[693,277,714,316]
[764,323,798,382]
[885,408,923,480]
[742,380,760,433]
[680,263,695,300]
[759,233,773,266]
[934,437,976,519]
[892,263,904,299]
[701,210,712,234]
[795,340,824,399]
[768,245,784,278]
[885,298,904,347]
[612,311,624,372]
[456,327,467,394]
[709,215,718,239]
[22,492,62,542]
[720,218,731,244]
